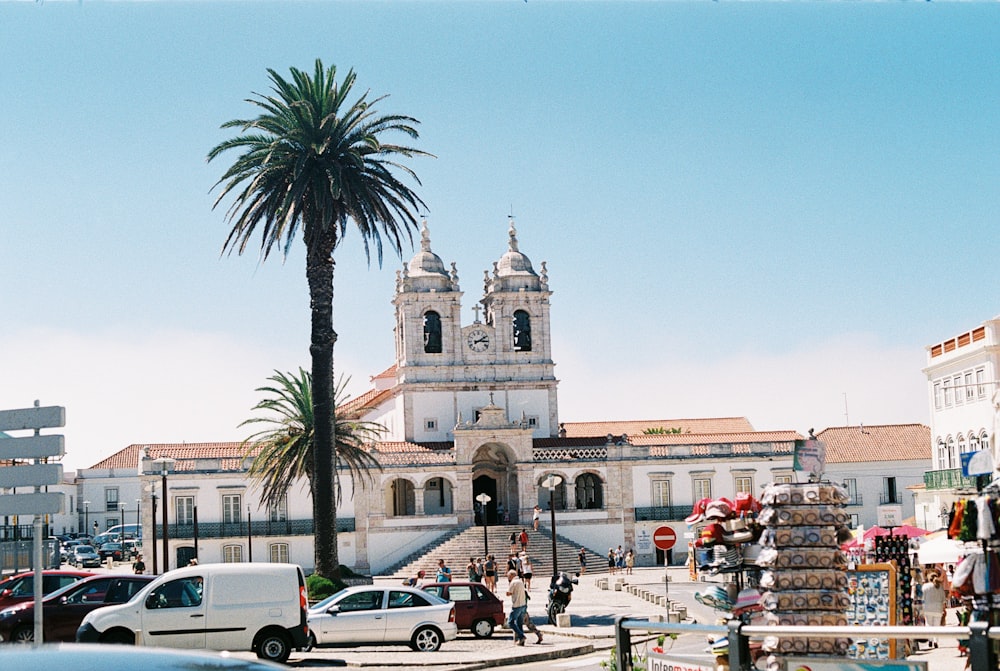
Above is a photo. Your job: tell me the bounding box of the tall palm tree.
[208,60,428,578]
[240,368,384,515]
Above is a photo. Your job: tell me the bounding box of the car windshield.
[76,546,95,553]
[309,588,350,612]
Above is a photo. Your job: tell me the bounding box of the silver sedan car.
[307,585,457,652]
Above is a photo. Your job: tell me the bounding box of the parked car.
[61,540,82,562]
[0,570,95,610]
[307,585,456,652]
[77,562,310,663]
[72,545,101,568]
[0,573,155,643]
[422,581,504,638]
[122,540,141,559]
[98,543,124,562]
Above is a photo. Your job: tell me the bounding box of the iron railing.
[925,468,979,491]
[614,617,997,671]
[634,506,691,522]
[156,517,355,540]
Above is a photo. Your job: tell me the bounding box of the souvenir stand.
[687,493,767,667]
[944,480,1000,661]
[756,481,852,670]
[846,562,898,660]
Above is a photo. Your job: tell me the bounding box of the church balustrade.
[157,517,355,540]
[533,447,608,461]
[634,505,690,522]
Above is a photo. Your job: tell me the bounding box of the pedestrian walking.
[519,528,529,553]
[484,554,497,592]
[922,571,946,648]
[506,570,527,646]
[532,505,541,531]
[132,554,146,575]
[625,549,634,575]
[521,554,534,590]
[509,530,518,554]
[467,556,479,582]
[436,558,452,582]
[578,547,587,575]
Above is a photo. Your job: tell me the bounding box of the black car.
[98,543,124,562]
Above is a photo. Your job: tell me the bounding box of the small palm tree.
[241,368,384,514]
[209,60,428,578]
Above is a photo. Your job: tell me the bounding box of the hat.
[685,498,712,525]
[722,518,754,544]
[705,498,734,520]
[734,492,761,515]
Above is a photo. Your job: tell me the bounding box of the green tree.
[209,60,428,578]
[240,368,384,512]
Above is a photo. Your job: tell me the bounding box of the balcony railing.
[157,517,355,540]
[634,505,691,522]
[924,468,979,491]
[844,493,863,506]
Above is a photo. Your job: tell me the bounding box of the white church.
[68,219,930,574]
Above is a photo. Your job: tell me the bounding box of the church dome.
[492,219,541,291]
[403,220,455,292]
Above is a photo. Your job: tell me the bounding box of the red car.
[422,581,504,638]
[0,573,155,643]
[0,570,95,611]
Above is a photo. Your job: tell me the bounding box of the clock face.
[467,328,490,352]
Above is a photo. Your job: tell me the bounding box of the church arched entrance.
[472,475,497,524]
[471,443,518,525]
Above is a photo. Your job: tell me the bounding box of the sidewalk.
[288,567,971,670]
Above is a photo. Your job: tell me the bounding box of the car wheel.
[472,618,494,638]
[11,625,34,643]
[101,629,134,645]
[256,630,291,663]
[410,626,443,652]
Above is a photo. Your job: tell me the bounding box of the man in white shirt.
[506,570,527,646]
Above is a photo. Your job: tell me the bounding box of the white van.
[76,562,310,663]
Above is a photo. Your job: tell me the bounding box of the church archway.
[472,475,497,524]
[471,443,519,524]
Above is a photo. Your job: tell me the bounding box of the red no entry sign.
[653,525,677,551]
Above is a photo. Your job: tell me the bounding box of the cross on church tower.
[472,304,482,324]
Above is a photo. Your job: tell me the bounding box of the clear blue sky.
[2,1,997,470]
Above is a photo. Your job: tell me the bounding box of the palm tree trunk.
[307,250,339,579]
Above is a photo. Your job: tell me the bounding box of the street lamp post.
[150,493,158,574]
[153,457,175,573]
[542,475,563,577]
[83,501,90,537]
[135,499,141,542]
[476,493,492,557]
[247,506,253,563]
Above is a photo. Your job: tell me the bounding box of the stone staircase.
[386,525,608,580]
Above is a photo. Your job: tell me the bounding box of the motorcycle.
[546,571,579,624]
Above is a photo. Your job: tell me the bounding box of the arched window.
[512,310,532,352]
[389,479,416,516]
[575,473,603,509]
[947,437,956,468]
[423,311,442,353]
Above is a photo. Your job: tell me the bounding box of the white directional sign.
[0,463,64,489]
[0,435,65,460]
[0,493,64,515]
[0,404,67,517]
[0,406,66,432]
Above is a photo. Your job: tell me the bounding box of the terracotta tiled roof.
[816,424,931,463]
[372,441,455,466]
[372,365,397,380]
[560,417,755,437]
[87,442,253,470]
[533,437,612,448]
[633,430,803,448]
[340,387,394,416]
